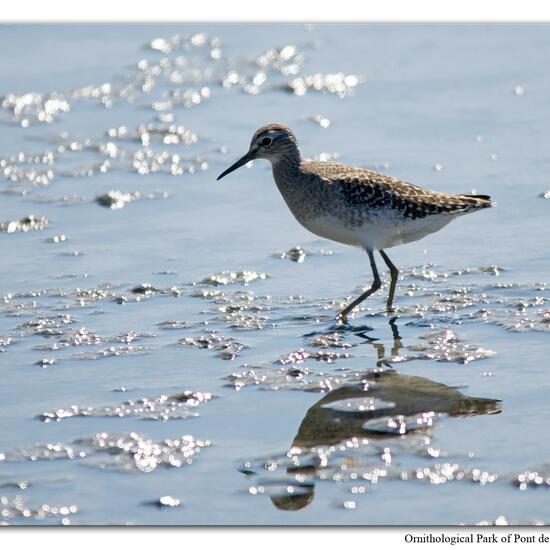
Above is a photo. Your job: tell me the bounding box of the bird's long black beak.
[217,150,255,181]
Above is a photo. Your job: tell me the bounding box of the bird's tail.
[461,194,493,208]
[463,194,491,202]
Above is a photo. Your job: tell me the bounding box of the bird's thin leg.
[337,249,381,320]
[379,249,399,311]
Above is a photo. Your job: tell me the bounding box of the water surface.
[1,24,550,525]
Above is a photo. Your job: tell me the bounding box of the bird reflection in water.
[241,319,501,512]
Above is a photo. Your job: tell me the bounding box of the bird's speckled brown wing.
[301,161,492,220]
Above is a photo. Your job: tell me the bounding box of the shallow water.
[1,23,550,525]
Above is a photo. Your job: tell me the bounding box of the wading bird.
[217,124,492,319]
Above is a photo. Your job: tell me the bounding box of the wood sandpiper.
[217,123,492,319]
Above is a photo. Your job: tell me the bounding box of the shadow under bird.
[217,123,492,319]
[268,369,501,511]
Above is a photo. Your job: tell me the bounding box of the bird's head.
[217,123,300,181]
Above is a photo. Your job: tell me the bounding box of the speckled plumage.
[300,161,491,221]
[217,123,492,317]
[271,157,490,251]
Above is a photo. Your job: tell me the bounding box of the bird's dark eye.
[260,137,272,146]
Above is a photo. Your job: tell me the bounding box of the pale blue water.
[1,24,550,525]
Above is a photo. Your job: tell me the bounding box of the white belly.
[299,215,364,247]
[297,212,456,251]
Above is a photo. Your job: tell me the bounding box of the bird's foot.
[386,303,402,318]
[335,312,349,325]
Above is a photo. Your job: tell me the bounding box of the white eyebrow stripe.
[258,130,284,142]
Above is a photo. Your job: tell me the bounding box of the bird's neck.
[271,150,302,179]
